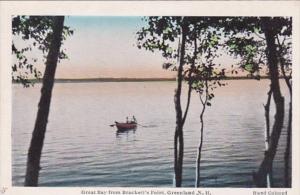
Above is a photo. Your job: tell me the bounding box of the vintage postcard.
[0,1,300,195]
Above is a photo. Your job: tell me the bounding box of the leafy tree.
[138,17,227,187]
[23,16,65,186]
[222,19,275,185]
[252,17,285,187]
[137,16,196,187]
[190,48,225,187]
[182,18,226,187]
[222,17,292,187]
[273,18,292,188]
[12,16,69,186]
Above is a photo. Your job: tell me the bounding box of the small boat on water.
[112,116,137,131]
[115,121,137,131]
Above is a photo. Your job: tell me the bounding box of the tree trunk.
[196,93,206,187]
[284,79,292,187]
[195,77,209,187]
[277,43,292,188]
[24,16,65,186]
[253,17,285,187]
[284,101,292,187]
[263,86,273,187]
[174,20,188,187]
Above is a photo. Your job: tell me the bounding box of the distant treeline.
[12,76,289,84]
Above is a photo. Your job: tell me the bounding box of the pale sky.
[14,16,240,79]
[58,16,174,78]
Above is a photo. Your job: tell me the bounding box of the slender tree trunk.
[182,34,197,126]
[263,86,273,187]
[253,17,285,187]
[196,88,207,187]
[174,21,188,187]
[24,16,65,186]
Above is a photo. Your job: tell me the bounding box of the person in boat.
[126,117,129,123]
[132,115,137,124]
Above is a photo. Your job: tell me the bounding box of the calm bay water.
[12,80,290,187]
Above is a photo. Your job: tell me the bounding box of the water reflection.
[116,128,136,138]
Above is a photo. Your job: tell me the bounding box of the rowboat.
[115,121,137,131]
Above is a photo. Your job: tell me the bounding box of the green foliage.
[137,17,228,107]
[222,17,292,77]
[137,17,182,60]
[226,36,265,75]
[12,16,74,87]
[137,16,292,104]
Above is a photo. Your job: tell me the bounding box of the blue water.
[12,80,290,187]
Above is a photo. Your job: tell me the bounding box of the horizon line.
[12,76,276,84]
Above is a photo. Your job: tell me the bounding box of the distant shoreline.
[12,76,278,84]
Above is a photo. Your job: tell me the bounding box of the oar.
[137,123,147,127]
[110,124,115,127]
